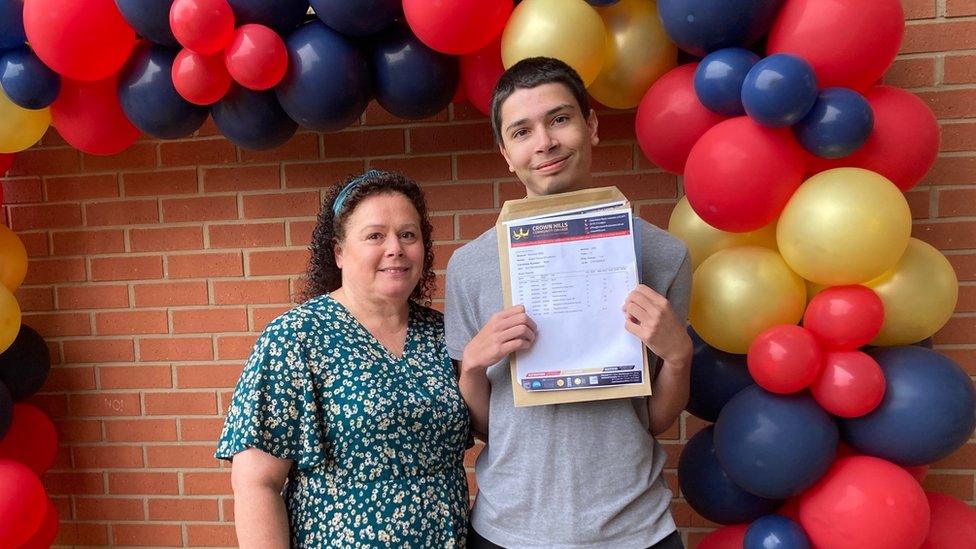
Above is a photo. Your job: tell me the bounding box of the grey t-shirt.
[445,219,692,549]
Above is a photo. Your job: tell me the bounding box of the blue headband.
[332,170,384,217]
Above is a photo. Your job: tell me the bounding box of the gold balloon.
[690,246,807,354]
[588,0,676,109]
[0,225,27,292]
[0,284,21,354]
[501,0,607,86]
[0,87,50,153]
[805,279,826,305]
[777,168,911,286]
[668,196,777,270]
[867,238,958,346]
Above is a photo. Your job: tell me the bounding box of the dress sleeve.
[215,318,328,470]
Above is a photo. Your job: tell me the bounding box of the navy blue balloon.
[841,346,976,466]
[118,43,208,139]
[0,0,25,50]
[694,47,760,116]
[372,26,459,120]
[679,426,783,525]
[741,53,818,128]
[794,87,873,159]
[0,380,10,439]
[658,0,785,57]
[687,327,755,422]
[213,85,298,150]
[0,48,60,109]
[744,515,811,549]
[714,386,838,499]
[115,0,179,47]
[227,0,309,36]
[311,0,400,37]
[0,325,51,402]
[275,21,370,132]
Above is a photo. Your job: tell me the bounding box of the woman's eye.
[400,231,417,240]
[367,233,382,240]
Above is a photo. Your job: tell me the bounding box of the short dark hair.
[489,57,590,143]
[302,171,435,305]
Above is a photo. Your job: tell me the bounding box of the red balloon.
[777,497,801,521]
[224,24,288,91]
[0,459,46,547]
[810,350,886,418]
[846,86,940,192]
[803,285,885,350]
[0,404,58,475]
[51,75,140,156]
[698,524,748,549]
[0,153,12,174]
[170,0,235,55]
[768,0,904,91]
[23,0,136,81]
[461,37,505,116]
[905,465,928,484]
[748,324,823,394]
[172,48,232,105]
[17,497,58,549]
[685,117,805,232]
[636,64,726,175]
[799,456,930,549]
[921,492,976,549]
[404,0,513,55]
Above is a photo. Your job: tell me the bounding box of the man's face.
[497,82,599,197]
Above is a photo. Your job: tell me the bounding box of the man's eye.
[512,129,528,139]
[552,115,569,124]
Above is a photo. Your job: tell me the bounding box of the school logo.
[511,227,530,240]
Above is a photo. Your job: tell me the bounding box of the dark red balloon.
[698,524,748,549]
[16,497,58,549]
[0,459,46,547]
[0,154,12,174]
[170,0,236,55]
[810,350,886,418]
[0,403,58,475]
[403,0,512,55]
[748,325,823,394]
[172,48,232,105]
[921,491,976,549]
[460,37,504,116]
[50,75,140,156]
[224,24,288,91]
[803,285,885,350]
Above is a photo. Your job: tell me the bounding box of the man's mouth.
[533,154,570,172]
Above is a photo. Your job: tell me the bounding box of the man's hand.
[462,305,537,373]
[623,285,692,365]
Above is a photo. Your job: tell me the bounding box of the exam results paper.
[503,205,645,393]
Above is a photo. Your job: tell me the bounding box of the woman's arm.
[230,448,293,549]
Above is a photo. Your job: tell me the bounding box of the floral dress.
[216,294,471,548]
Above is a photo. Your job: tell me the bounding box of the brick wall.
[0,1,973,546]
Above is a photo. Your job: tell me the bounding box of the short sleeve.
[444,250,479,362]
[667,249,693,324]
[215,318,327,469]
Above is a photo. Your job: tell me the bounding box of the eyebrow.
[359,223,420,231]
[504,104,574,134]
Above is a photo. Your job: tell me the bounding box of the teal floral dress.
[216,294,471,548]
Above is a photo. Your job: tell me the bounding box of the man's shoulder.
[448,227,499,270]
[637,218,688,263]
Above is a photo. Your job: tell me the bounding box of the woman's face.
[334,192,425,304]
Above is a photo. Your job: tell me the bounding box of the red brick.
[901,20,976,53]
[883,56,936,88]
[42,366,96,392]
[248,249,309,276]
[82,142,157,172]
[947,252,976,281]
[914,221,976,249]
[369,155,454,183]
[933,442,976,468]
[323,128,406,157]
[458,212,496,239]
[217,334,258,360]
[433,242,462,270]
[57,419,103,442]
[942,347,976,374]
[637,203,676,229]
[363,100,447,125]
[241,132,320,163]
[95,310,168,336]
[902,0,937,19]
[203,164,281,192]
[213,279,291,305]
[958,284,976,312]
[8,203,82,230]
[423,182,495,211]
[52,229,125,255]
[906,188,932,219]
[933,316,976,344]
[172,308,248,334]
[457,152,511,180]
[451,100,487,122]
[180,417,225,441]
[187,524,238,547]
[591,144,634,173]
[596,111,638,141]
[251,305,290,331]
[7,147,80,176]
[148,498,220,521]
[74,497,145,520]
[21,312,91,337]
[209,221,286,248]
[159,138,236,167]
[177,364,244,389]
[410,123,495,154]
[241,191,320,219]
[123,168,199,197]
[938,188,976,217]
[113,523,183,547]
[162,195,238,222]
[72,445,145,469]
[15,286,54,311]
[46,173,119,202]
[223,498,234,521]
[941,122,976,152]
[57,285,128,310]
[184,471,232,495]
[916,89,976,119]
[69,392,141,417]
[99,365,173,389]
[167,252,243,278]
[133,281,209,307]
[283,160,366,189]
[43,472,105,495]
[105,418,178,442]
[85,199,159,226]
[923,472,975,500]
[91,255,163,281]
[130,225,204,252]
[147,444,221,468]
[945,54,976,84]
[54,523,110,546]
[63,339,135,363]
[139,337,214,361]
[499,179,528,203]
[109,472,180,495]
[430,214,455,240]
[288,220,317,246]
[1,177,43,203]
[947,0,976,16]
[923,156,976,186]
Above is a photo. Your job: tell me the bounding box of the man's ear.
[588,108,599,147]
[499,142,515,173]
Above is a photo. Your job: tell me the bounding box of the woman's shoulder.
[261,294,339,338]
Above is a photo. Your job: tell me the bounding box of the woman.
[216,170,471,548]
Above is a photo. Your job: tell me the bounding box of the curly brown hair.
[302,171,436,305]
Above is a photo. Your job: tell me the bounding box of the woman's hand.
[462,305,537,372]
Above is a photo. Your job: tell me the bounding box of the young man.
[445,57,693,549]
